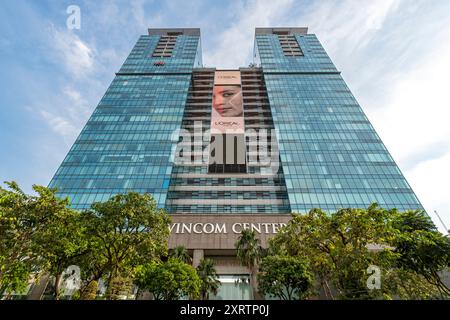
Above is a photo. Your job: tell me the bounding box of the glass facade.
[210,275,252,300]
[49,27,423,215]
[49,29,202,209]
[255,28,423,213]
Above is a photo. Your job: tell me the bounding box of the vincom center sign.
[169,222,288,235]
[168,215,292,250]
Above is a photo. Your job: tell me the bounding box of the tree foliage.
[30,186,88,300]
[236,229,263,269]
[269,204,450,299]
[392,210,450,296]
[196,258,220,300]
[235,229,263,299]
[134,258,201,300]
[0,181,37,295]
[0,182,87,299]
[3,179,448,301]
[170,245,192,264]
[258,255,314,300]
[106,275,133,300]
[80,192,171,291]
[78,280,98,300]
[0,183,172,300]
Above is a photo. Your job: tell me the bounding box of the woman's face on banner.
[213,85,243,117]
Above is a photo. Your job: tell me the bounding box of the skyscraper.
[50,28,203,210]
[48,27,423,299]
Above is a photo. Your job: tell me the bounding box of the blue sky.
[1,0,449,233]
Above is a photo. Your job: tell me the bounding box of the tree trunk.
[250,266,261,300]
[434,272,450,296]
[287,288,292,300]
[54,273,63,300]
[80,280,98,300]
[324,279,334,300]
[106,274,132,300]
[105,268,116,299]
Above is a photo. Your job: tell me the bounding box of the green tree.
[269,208,335,298]
[134,258,201,300]
[272,205,400,299]
[78,280,98,300]
[392,210,450,296]
[30,186,89,300]
[73,247,106,300]
[196,258,220,300]
[270,204,449,300]
[0,181,37,296]
[80,192,171,298]
[170,245,192,264]
[235,229,263,299]
[0,182,88,299]
[324,205,398,299]
[258,255,314,300]
[106,275,133,300]
[383,268,442,299]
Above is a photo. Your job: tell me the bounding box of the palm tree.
[170,245,192,264]
[196,258,220,300]
[235,229,262,299]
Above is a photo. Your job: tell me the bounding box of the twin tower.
[48,27,423,297]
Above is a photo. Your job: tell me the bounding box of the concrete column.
[192,249,204,268]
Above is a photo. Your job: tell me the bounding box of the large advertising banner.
[211,71,244,134]
[209,70,246,173]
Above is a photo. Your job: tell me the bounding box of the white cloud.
[406,153,450,234]
[48,24,95,78]
[201,0,401,72]
[30,24,107,147]
[35,86,92,146]
[40,110,78,143]
[367,41,450,234]
[131,0,146,26]
[298,0,400,72]
[371,43,450,165]
[63,86,92,120]
[204,0,295,68]
[364,0,398,30]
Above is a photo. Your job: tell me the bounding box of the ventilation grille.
[277,34,303,57]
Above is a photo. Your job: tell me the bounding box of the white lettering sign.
[170,222,287,234]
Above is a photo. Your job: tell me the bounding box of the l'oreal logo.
[215,121,239,127]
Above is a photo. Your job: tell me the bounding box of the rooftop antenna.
[434,210,449,235]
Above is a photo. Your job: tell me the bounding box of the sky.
[0,0,449,234]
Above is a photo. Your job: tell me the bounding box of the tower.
[48,27,424,300]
